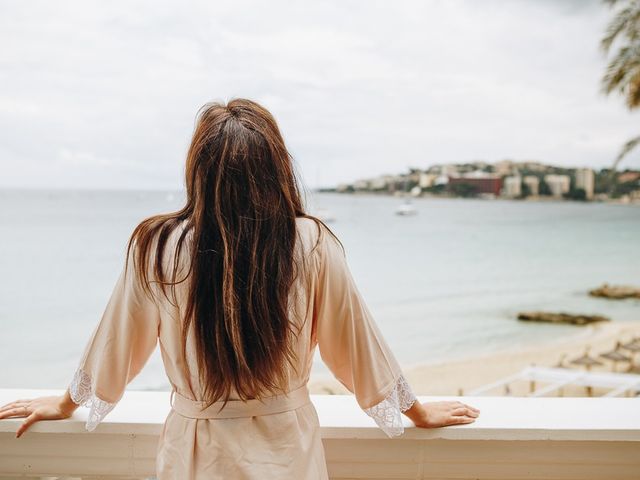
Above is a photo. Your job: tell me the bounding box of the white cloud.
[0,0,637,190]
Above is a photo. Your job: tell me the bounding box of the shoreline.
[308,320,640,397]
[313,190,640,205]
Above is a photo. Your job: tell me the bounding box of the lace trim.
[363,373,417,438]
[68,368,117,432]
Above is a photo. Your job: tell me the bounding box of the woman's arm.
[313,224,480,436]
[1,237,161,437]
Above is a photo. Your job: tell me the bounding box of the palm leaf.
[601,43,640,107]
[601,0,640,51]
[626,71,640,106]
[601,5,637,52]
[602,1,640,173]
[615,135,640,167]
[607,134,640,192]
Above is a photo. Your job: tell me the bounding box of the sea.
[1,189,639,391]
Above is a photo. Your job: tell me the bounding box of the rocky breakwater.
[517,311,610,326]
[589,283,640,300]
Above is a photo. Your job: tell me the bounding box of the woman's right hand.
[0,391,79,438]
[409,400,480,428]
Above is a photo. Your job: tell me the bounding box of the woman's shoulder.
[129,216,191,280]
[295,215,342,260]
[295,215,326,243]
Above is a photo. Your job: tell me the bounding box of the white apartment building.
[523,175,540,196]
[441,164,459,177]
[418,172,438,188]
[544,174,571,198]
[369,176,388,190]
[503,176,522,197]
[575,168,595,199]
[352,179,370,190]
[435,174,450,185]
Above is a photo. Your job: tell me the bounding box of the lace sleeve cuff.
[362,373,417,438]
[68,368,117,432]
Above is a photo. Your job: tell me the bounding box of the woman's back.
[68,214,417,479]
[155,216,328,478]
[157,215,321,403]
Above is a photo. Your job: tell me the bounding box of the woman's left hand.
[0,391,79,438]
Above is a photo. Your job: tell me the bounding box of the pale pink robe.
[68,216,418,479]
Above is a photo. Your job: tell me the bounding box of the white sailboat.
[395,199,417,216]
[396,176,418,215]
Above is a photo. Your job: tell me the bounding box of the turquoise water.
[1,189,638,390]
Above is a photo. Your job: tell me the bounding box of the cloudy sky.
[0,0,637,190]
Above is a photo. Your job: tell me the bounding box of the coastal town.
[326,160,640,203]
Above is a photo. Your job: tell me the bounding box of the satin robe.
[68,216,417,479]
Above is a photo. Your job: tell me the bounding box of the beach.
[308,320,640,397]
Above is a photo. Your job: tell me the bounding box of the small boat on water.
[395,200,417,216]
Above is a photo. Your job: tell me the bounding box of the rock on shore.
[517,311,610,325]
[589,283,640,300]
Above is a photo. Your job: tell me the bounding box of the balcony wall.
[1,389,639,479]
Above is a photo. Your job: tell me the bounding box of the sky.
[0,0,638,190]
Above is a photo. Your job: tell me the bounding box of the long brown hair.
[126,98,341,407]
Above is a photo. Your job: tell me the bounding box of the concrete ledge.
[1,389,639,479]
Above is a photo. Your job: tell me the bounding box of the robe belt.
[170,383,311,419]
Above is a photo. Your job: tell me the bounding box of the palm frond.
[626,72,640,107]
[615,135,640,167]
[601,1,640,51]
[607,134,640,191]
[601,43,640,105]
[602,5,636,52]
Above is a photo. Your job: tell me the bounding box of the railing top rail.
[1,388,639,441]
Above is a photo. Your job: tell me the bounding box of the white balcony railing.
[1,388,639,479]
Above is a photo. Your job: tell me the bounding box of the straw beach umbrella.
[620,338,640,373]
[621,340,640,353]
[569,346,603,370]
[599,342,632,372]
[569,346,603,396]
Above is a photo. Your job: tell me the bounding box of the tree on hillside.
[449,183,478,198]
[601,0,640,187]
[539,177,552,196]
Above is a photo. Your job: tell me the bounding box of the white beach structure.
[467,366,640,397]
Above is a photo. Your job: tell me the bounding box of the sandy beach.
[308,320,640,398]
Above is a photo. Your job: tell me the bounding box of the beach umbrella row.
[566,338,640,371]
[620,337,640,374]
[560,338,640,395]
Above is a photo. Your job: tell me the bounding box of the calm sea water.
[1,189,638,390]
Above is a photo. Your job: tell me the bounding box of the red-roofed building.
[448,174,503,196]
